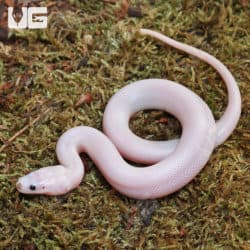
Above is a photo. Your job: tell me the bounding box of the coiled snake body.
[16,29,241,199]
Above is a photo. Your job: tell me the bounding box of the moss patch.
[0,0,249,249]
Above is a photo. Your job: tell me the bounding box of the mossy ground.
[0,0,249,249]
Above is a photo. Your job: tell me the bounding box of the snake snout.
[16,181,22,191]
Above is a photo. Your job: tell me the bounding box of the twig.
[0,107,51,153]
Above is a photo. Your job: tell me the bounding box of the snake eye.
[29,185,36,191]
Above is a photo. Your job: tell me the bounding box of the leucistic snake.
[16,29,241,199]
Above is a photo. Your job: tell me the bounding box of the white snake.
[16,29,241,199]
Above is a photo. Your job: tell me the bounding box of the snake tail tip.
[139,28,147,35]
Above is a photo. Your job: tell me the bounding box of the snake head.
[16,165,72,195]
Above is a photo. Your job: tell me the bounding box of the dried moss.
[0,0,249,249]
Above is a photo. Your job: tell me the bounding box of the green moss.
[0,0,249,249]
